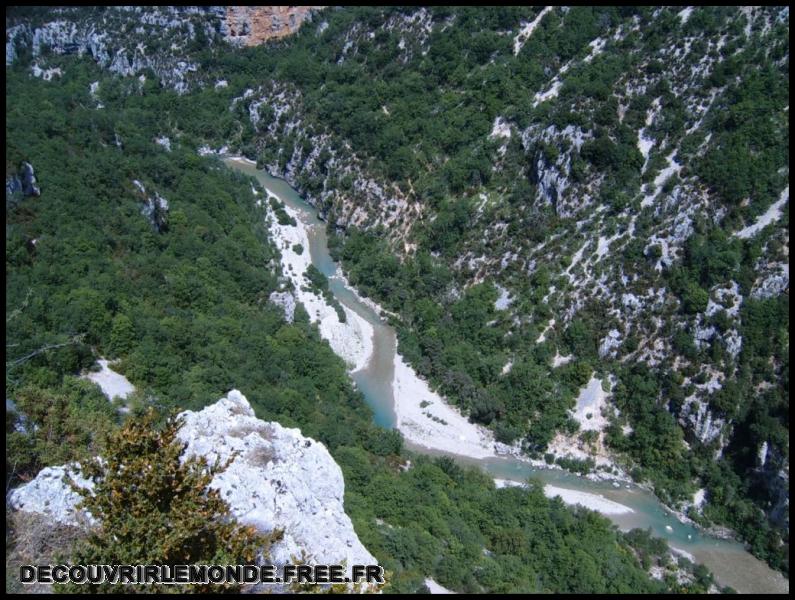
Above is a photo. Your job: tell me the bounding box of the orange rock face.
[225,6,324,45]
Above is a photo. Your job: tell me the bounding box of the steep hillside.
[5,4,789,577]
[5,37,712,594]
[193,6,789,572]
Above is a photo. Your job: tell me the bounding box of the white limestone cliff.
[8,390,377,575]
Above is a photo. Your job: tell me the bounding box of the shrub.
[63,408,281,593]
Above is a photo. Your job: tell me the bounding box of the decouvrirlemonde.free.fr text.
[20,564,385,586]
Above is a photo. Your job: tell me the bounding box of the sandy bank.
[392,354,497,460]
[424,578,455,594]
[267,192,374,373]
[544,484,634,515]
[82,358,135,402]
[494,478,634,516]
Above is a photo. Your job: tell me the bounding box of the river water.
[225,157,788,594]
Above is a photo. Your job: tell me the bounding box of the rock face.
[6,7,322,93]
[6,7,223,93]
[8,390,377,575]
[8,465,96,527]
[268,290,297,323]
[6,161,41,206]
[225,6,323,46]
[755,443,790,532]
[176,390,377,570]
[132,179,169,232]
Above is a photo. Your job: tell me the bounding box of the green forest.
[213,6,787,573]
[5,3,789,590]
[4,60,722,594]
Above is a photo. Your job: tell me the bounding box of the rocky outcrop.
[6,7,222,93]
[751,264,790,300]
[132,180,169,232]
[177,391,377,570]
[8,465,96,527]
[268,290,297,323]
[31,63,62,80]
[681,396,725,448]
[522,124,590,218]
[6,161,41,206]
[225,6,324,46]
[598,328,623,358]
[155,136,172,152]
[6,24,25,64]
[8,390,377,575]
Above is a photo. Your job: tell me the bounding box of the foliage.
[60,408,279,593]
[304,264,346,323]
[4,61,684,592]
[6,379,117,482]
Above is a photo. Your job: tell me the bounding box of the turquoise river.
[225,157,787,594]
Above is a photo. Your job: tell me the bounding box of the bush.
[681,282,709,314]
[63,408,281,593]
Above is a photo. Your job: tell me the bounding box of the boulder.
[8,390,378,576]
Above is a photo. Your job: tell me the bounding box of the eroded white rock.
[8,465,96,526]
[8,390,377,575]
[268,290,297,323]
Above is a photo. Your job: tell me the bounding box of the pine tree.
[59,408,281,593]
[109,314,135,357]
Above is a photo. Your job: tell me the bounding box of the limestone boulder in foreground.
[9,390,377,573]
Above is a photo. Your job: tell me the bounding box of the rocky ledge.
[8,390,377,576]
